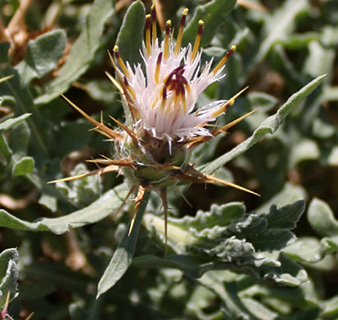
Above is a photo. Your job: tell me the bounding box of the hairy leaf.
[12,156,34,176]
[15,30,67,85]
[97,192,149,297]
[143,200,306,286]
[35,0,115,105]
[182,0,236,47]
[0,69,49,156]
[244,0,309,73]
[307,198,338,237]
[0,113,31,132]
[116,0,145,65]
[0,248,18,307]
[0,183,130,234]
[202,74,326,175]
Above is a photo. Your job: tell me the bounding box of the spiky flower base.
[51,5,259,248]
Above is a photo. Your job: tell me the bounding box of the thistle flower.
[52,5,259,247]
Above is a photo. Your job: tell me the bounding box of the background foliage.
[0,0,337,319]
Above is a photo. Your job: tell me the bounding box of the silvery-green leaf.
[15,30,67,85]
[0,183,130,234]
[307,198,338,237]
[35,0,115,105]
[202,74,326,175]
[0,248,19,307]
[116,0,145,65]
[322,296,338,319]
[97,192,149,297]
[0,113,31,132]
[182,0,236,48]
[12,156,34,176]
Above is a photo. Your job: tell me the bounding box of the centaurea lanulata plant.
[51,5,259,246]
[0,0,333,318]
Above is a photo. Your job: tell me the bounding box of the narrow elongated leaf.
[0,183,130,234]
[116,0,145,65]
[244,0,309,73]
[202,74,326,175]
[0,113,31,132]
[35,0,115,105]
[97,192,149,297]
[182,0,236,47]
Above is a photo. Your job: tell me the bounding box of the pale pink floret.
[125,41,225,141]
[113,10,235,142]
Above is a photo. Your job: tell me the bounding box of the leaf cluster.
[0,0,337,319]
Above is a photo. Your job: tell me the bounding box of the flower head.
[112,6,237,144]
[53,5,259,248]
